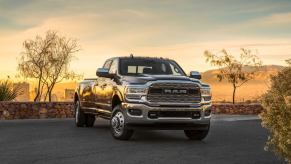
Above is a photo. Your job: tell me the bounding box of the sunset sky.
[0,0,291,78]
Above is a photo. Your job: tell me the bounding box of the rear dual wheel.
[85,114,95,127]
[75,100,95,127]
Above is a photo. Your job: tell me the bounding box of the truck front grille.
[147,83,201,103]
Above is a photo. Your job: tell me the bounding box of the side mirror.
[189,71,201,79]
[96,68,113,78]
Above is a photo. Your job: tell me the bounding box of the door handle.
[102,83,107,87]
[101,83,107,89]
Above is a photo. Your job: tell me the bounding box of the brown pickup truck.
[74,56,212,140]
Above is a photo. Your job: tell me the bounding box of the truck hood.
[121,74,201,85]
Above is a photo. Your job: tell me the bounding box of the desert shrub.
[260,63,291,163]
[0,80,20,101]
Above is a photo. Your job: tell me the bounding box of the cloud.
[1,0,291,78]
[1,13,290,78]
[0,13,167,78]
[219,12,291,34]
[254,12,291,26]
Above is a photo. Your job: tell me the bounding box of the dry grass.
[210,83,269,102]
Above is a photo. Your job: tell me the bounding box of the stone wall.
[0,102,264,120]
[0,102,74,120]
[211,103,263,115]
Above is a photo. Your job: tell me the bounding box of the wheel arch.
[112,94,122,110]
[74,92,79,102]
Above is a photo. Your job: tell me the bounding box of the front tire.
[184,124,210,140]
[110,105,133,140]
[75,101,86,127]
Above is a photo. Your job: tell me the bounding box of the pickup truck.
[74,56,212,140]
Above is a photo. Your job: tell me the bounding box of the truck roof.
[107,56,173,61]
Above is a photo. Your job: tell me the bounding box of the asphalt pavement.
[0,115,285,164]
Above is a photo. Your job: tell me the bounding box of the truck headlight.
[126,86,148,94]
[201,88,211,97]
[125,85,148,101]
[201,88,212,102]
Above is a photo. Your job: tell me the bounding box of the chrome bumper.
[121,102,211,130]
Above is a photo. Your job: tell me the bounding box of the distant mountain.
[202,65,285,84]
[201,65,285,102]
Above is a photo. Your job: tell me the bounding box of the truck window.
[119,58,185,76]
[109,59,118,74]
[103,60,112,69]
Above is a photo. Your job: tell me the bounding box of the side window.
[109,59,118,74]
[103,60,112,69]
[160,63,167,73]
[170,63,182,75]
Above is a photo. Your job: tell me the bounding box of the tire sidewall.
[75,101,80,124]
[110,105,133,140]
[75,100,85,127]
[110,105,125,137]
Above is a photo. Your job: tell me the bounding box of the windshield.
[119,58,186,76]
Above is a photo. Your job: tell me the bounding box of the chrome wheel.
[110,105,134,140]
[111,111,125,136]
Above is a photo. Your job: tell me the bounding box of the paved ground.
[0,115,285,164]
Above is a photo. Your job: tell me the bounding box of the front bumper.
[121,102,211,130]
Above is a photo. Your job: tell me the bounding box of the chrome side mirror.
[96,68,112,78]
[189,71,201,79]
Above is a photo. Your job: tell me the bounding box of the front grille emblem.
[164,89,187,94]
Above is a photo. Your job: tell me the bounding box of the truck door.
[80,83,92,108]
[93,59,113,110]
[102,59,118,110]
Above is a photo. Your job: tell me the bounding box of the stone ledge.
[0,102,74,120]
[211,103,263,115]
[0,102,264,120]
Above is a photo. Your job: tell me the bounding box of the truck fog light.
[128,109,142,116]
[192,111,201,119]
[148,111,158,119]
[204,109,211,116]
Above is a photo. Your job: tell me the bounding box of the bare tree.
[204,48,262,104]
[18,32,57,101]
[42,32,81,101]
[18,30,81,102]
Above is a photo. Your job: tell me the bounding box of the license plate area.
[148,111,201,119]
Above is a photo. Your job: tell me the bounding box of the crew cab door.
[80,82,95,108]
[93,60,112,110]
[97,59,118,111]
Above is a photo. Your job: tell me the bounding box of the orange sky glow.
[0,0,291,79]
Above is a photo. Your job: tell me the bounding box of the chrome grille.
[147,82,201,103]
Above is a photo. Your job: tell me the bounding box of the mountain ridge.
[202,65,285,83]
[201,65,285,102]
